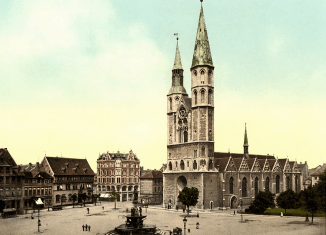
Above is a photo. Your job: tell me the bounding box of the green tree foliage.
[110,192,120,209]
[301,185,319,224]
[177,187,199,215]
[317,170,326,214]
[249,191,275,214]
[71,194,78,208]
[276,189,299,214]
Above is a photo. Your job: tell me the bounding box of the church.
[163,1,302,209]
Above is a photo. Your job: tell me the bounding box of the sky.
[1,0,325,173]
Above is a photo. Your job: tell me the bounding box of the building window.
[194,90,197,105]
[201,89,205,103]
[187,161,189,167]
[193,160,197,170]
[184,131,188,143]
[169,98,172,111]
[276,175,280,193]
[201,146,205,157]
[255,177,259,197]
[175,161,178,168]
[229,177,234,194]
[168,162,172,170]
[200,70,205,84]
[242,177,247,197]
[6,189,9,196]
[208,89,213,104]
[56,195,60,203]
[180,160,185,170]
[41,188,44,195]
[295,175,298,193]
[286,176,290,190]
[265,177,270,192]
[25,187,28,196]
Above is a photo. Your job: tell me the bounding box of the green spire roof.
[173,40,183,70]
[191,3,214,69]
[243,123,249,147]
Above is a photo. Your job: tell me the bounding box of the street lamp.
[183,216,187,235]
[35,198,44,233]
[239,198,243,223]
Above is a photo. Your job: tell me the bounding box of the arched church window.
[193,70,197,77]
[208,89,213,104]
[208,69,213,84]
[265,177,270,192]
[184,131,188,143]
[255,177,259,197]
[194,90,197,105]
[169,98,172,111]
[286,176,290,190]
[193,160,197,170]
[295,175,298,193]
[175,161,178,168]
[201,146,205,157]
[276,175,280,193]
[208,159,213,170]
[229,177,234,194]
[200,70,205,84]
[201,89,205,103]
[187,161,189,167]
[242,177,247,197]
[180,160,185,170]
[179,130,182,143]
[168,162,172,171]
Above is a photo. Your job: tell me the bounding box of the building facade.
[163,2,302,209]
[41,156,94,206]
[140,170,163,205]
[0,148,24,213]
[97,150,140,202]
[21,162,53,211]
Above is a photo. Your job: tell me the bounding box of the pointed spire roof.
[191,2,214,69]
[243,123,249,147]
[173,39,183,70]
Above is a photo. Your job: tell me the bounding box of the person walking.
[82,225,85,231]
[88,225,91,232]
[85,224,88,231]
[234,210,236,216]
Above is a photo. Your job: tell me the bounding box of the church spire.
[191,2,214,69]
[243,123,249,156]
[173,37,183,70]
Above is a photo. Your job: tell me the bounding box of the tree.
[78,193,87,207]
[317,170,326,215]
[71,194,78,208]
[177,187,199,216]
[61,194,67,206]
[92,194,99,206]
[110,192,120,209]
[249,191,275,214]
[276,189,299,214]
[301,186,319,224]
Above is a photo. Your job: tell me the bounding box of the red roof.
[140,170,163,179]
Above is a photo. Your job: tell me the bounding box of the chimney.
[36,162,40,171]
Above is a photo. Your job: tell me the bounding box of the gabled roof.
[44,157,95,176]
[140,170,163,179]
[247,159,255,171]
[278,159,287,171]
[310,164,326,176]
[23,171,52,179]
[0,148,17,167]
[215,158,229,172]
[214,152,275,160]
[98,150,139,161]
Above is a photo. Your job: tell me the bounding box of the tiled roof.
[45,157,95,176]
[258,159,266,169]
[0,148,17,167]
[23,171,52,179]
[267,159,276,170]
[247,159,255,170]
[310,164,326,176]
[233,158,243,170]
[140,170,163,179]
[289,161,295,169]
[278,159,287,170]
[214,152,275,160]
[214,158,229,172]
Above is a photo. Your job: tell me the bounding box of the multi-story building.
[21,162,53,210]
[163,1,302,209]
[140,170,163,205]
[0,148,24,213]
[310,163,326,186]
[97,150,140,202]
[41,156,95,206]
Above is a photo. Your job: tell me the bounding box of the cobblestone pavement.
[1,202,325,235]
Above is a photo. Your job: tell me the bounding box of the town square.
[1,0,326,234]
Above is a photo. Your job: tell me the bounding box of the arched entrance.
[230,196,237,209]
[210,201,213,209]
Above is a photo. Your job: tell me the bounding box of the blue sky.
[1,0,325,172]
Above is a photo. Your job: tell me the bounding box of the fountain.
[108,189,159,235]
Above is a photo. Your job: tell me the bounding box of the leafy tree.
[317,170,326,215]
[110,192,120,209]
[61,194,67,206]
[71,194,78,208]
[249,191,275,214]
[276,189,299,214]
[92,194,99,206]
[78,193,87,207]
[301,186,319,224]
[177,187,199,216]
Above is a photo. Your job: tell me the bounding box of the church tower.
[190,2,215,159]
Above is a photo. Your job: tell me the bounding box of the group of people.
[82,224,91,231]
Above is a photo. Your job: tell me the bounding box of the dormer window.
[61,167,66,173]
[65,163,69,168]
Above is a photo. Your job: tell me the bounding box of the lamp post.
[183,216,187,235]
[239,198,243,223]
[35,198,44,233]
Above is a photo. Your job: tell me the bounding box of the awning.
[3,208,16,212]
[100,194,110,198]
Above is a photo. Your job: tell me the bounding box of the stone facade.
[163,2,303,210]
[140,170,163,205]
[97,150,140,202]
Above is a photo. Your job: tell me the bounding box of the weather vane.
[174,33,179,41]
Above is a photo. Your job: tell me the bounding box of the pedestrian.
[139,206,142,216]
[87,208,89,214]
[102,206,104,210]
[176,205,178,211]
[85,224,88,231]
[88,225,91,232]
[234,210,236,216]
[82,225,85,231]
